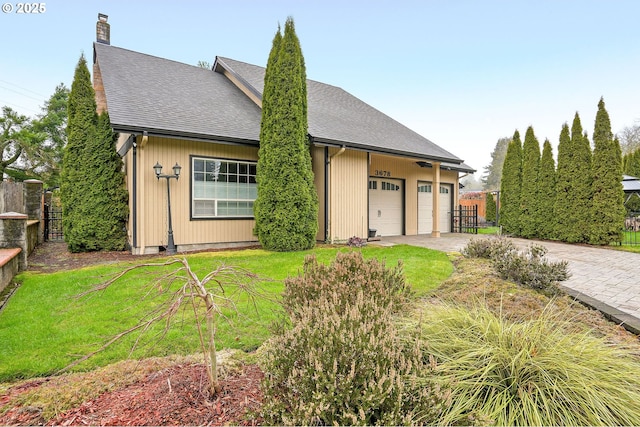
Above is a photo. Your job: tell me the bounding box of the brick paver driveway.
[380,234,640,332]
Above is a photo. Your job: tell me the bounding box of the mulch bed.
[0,242,266,426]
[0,364,265,426]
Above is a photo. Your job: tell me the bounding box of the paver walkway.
[380,234,640,333]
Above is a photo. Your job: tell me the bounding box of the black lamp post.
[154,161,182,255]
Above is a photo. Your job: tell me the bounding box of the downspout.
[132,135,137,249]
[324,147,329,242]
[327,146,346,243]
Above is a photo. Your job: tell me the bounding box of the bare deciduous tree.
[62,258,266,397]
[617,122,640,155]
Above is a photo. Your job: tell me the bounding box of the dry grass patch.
[432,254,640,350]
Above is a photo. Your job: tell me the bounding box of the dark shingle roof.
[215,57,469,166]
[94,43,261,143]
[94,43,474,170]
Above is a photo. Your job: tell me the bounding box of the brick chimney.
[94,13,109,114]
[96,13,110,45]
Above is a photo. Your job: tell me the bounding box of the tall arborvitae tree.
[623,148,640,178]
[537,139,556,239]
[554,123,572,241]
[590,98,625,245]
[519,126,541,238]
[623,148,640,212]
[499,130,523,235]
[61,55,96,251]
[571,115,593,243]
[555,114,592,243]
[78,112,129,250]
[61,55,129,252]
[254,17,318,251]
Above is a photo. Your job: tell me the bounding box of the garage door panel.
[417,182,432,234]
[439,184,452,232]
[369,179,403,236]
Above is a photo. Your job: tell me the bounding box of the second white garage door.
[417,182,433,234]
[439,184,452,232]
[418,182,453,233]
[369,178,403,236]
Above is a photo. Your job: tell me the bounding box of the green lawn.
[477,226,500,235]
[0,244,451,382]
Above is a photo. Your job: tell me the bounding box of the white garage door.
[417,182,433,234]
[369,178,403,236]
[439,184,452,232]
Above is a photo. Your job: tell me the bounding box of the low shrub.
[282,251,410,317]
[347,236,367,247]
[492,243,569,293]
[462,237,569,293]
[410,303,640,426]
[260,290,445,426]
[461,236,514,259]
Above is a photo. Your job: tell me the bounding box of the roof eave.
[310,136,466,166]
[111,124,259,147]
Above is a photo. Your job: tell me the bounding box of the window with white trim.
[418,184,432,193]
[192,157,257,218]
[439,186,449,194]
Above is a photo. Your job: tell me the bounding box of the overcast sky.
[2,0,639,175]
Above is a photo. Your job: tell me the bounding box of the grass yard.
[0,244,451,382]
[477,226,500,235]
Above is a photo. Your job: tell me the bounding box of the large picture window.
[192,157,257,218]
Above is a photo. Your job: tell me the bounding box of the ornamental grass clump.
[410,303,640,426]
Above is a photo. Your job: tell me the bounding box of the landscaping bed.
[2,242,640,425]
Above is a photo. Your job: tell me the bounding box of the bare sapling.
[61,257,265,397]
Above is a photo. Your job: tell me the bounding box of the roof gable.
[94,43,261,143]
[215,56,466,165]
[94,44,472,169]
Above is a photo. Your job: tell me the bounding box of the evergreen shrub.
[462,238,569,293]
[282,251,410,317]
[261,251,445,425]
[491,244,569,293]
[461,236,514,259]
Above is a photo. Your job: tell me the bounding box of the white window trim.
[191,157,257,219]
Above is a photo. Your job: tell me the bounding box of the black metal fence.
[452,204,478,234]
[622,211,640,246]
[44,204,64,241]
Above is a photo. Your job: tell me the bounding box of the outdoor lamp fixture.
[154,161,182,255]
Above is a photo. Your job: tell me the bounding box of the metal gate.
[44,204,64,241]
[623,211,640,246]
[452,204,478,234]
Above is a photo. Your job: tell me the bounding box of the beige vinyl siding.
[327,148,368,242]
[133,136,259,253]
[369,154,459,235]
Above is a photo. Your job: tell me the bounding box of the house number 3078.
[374,170,391,177]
